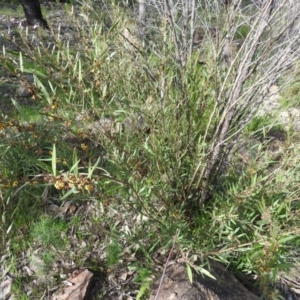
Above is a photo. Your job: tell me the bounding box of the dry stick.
[207,240,263,256]
[153,229,179,300]
[188,5,248,191]
[224,21,300,137]
[188,0,196,58]
[195,1,276,203]
[182,1,187,64]
[164,0,182,66]
[119,32,157,83]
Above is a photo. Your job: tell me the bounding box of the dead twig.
[153,229,179,300]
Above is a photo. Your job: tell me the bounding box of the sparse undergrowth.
[1,0,300,299]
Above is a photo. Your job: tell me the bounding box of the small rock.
[25,74,34,84]
[122,114,149,133]
[29,252,46,276]
[278,108,300,130]
[0,276,13,300]
[149,261,259,300]
[91,118,123,135]
[257,85,281,116]
[23,266,34,276]
[53,72,62,80]
[52,269,94,300]
[17,86,32,97]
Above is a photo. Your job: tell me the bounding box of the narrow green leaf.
[108,21,119,34]
[5,50,21,57]
[19,52,23,72]
[5,61,16,74]
[186,264,193,283]
[72,148,79,177]
[194,266,216,280]
[88,157,101,179]
[279,235,297,244]
[35,159,52,173]
[6,222,13,234]
[22,152,52,172]
[35,77,51,104]
[102,84,107,98]
[136,283,149,300]
[11,99,29,122]
[60,186,80,200]
[23,68,47,78]
[78,59,82,83]
[52,144,57,176]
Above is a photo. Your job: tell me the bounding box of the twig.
[154,229,179,300]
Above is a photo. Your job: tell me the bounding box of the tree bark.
[20,0,49,29]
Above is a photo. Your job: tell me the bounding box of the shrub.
[1,0,300,298]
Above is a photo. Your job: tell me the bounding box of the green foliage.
[40,250,57,273]
[280,80,300,108]
[234,25,251,40]
[245,116,274,134]
[31,216,67,249]
[106,241,122,267]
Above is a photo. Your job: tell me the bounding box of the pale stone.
[52,269,94,300]
[17,86,32,97]
[149,261,259,300]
